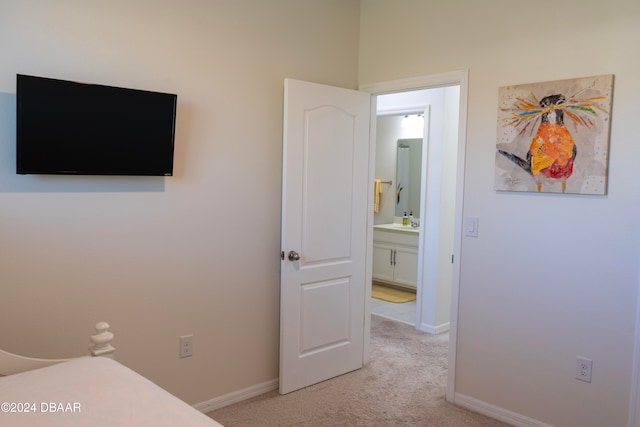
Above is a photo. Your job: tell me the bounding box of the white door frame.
[360,70,469,402]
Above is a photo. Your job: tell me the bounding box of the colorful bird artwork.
[495,75,613,195]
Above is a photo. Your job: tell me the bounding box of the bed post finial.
[90,321,115,358]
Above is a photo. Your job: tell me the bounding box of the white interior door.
[279,78,371,394]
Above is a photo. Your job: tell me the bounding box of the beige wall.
[360,1,640,426]
[0,0,360,405]
[4,1,640,424]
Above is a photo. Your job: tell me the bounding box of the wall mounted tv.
[16,74,177,176]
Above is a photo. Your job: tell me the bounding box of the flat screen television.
[16,74,177,176]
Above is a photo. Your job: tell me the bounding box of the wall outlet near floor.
[576,356,592,382]
[180,334,193,358]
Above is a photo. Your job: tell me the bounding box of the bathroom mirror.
[395,138,423,218]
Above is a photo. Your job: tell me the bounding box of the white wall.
[360,1,640,426]
[432,86,459,330]
[0,0,361,405]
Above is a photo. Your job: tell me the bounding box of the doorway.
[361,71,468,402]
[370,107,425,326]
[370,85,460,333]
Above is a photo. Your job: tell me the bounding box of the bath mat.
[372,284,416,303]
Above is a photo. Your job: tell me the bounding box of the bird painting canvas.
[495,75,613,195]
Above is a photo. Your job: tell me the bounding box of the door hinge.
[451,254,454,263]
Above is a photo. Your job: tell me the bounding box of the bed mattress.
[0,356,223,426]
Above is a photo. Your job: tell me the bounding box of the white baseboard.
[453,393,552,427]
[193,378,279,413]
[419,321,450,334]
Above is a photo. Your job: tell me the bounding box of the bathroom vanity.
[372,224,419,290]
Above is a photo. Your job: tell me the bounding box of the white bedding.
[0,357,223,426]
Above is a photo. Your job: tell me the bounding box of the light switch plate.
[464,217,479,237]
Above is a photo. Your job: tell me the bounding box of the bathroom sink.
[373,223,419,234]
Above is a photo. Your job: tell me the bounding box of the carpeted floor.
[207,315,509,427]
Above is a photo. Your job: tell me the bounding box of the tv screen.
[16,74,177,176]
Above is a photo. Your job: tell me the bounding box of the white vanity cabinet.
[372,225,419,290]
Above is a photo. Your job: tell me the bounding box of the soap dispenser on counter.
[402,212,409,226]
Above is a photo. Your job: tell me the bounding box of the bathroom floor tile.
[371,297,416,326]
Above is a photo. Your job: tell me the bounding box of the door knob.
[288,250,300,261]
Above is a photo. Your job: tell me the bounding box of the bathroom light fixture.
[401,114,424,128]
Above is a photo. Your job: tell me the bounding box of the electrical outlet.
[576,356,592,382]
[180,335,193,358]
